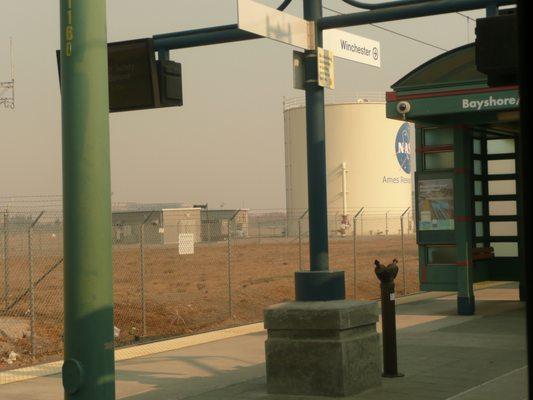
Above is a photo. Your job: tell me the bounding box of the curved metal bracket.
[277,0,293,11]
[341,0,433,10]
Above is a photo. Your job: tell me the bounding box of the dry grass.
[0,234,418,369]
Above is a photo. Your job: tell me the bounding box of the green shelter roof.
[392,44,487,93]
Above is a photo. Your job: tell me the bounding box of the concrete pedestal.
[264,300,381,397]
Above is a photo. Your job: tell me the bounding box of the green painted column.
[294,0,345,301]
[304,0,328,272]
[60,0,116,398]
[454,128,475,315]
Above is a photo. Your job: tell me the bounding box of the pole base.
[265,300,381,396]
[382,372,405,378]
[295,271,345,301]
[457,296,476,315]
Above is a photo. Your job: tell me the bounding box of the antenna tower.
[0,37,15,109]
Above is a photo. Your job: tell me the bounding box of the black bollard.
[374,259,404,378]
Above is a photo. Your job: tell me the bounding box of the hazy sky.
[0,0,485,210]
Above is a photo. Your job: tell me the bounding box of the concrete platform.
[0,282,526,400]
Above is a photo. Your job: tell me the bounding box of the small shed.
[200,209,249,241]
[112,207,202,245]
[112,210,161,244]
[161,208,201,244]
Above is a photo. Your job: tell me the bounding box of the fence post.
[28,224,34,358]
[298,209,308,271]
[298,219,302,271]
[400,207,411,295]
[227,219,233,318]
[139,224,145,336]
[28,211,44,359]
[138,210,155,338]
[3,210,8,310]
[385,210,389,236]
[361,211,364,238]
[352,207,364,299]
[227,210,241,318]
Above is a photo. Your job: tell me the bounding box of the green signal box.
[157,59,183,107]
[58,38,183,112]
[475,12,517,86]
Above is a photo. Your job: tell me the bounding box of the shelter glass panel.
[427,246,456,264]
[490,221,518,237]
[424,128,454,146]
[488,159,515,175]
[475,222,484,237]
[488,180,516,195]
[424,152,454,170]
[473,139,482,155]
[474,181,483,196]
[473,160,482,175]
[489,201,517,216]
[491,242,519,257]
[487,139,515,154]
[475,201,483,216]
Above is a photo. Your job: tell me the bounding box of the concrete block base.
[264,300,381,397]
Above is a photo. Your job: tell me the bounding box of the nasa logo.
[395,122,411,174]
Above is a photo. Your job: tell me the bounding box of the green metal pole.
[60,0,115,398]
[454,128,475,315]
[294,0,345,301]
[304,0,328,272]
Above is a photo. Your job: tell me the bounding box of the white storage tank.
[284,94,414,237]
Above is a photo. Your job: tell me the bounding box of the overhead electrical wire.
[456,11,476,21]
[323,4,449,52]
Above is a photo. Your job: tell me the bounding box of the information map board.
[418,178,455,231]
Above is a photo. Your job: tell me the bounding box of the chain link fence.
[0,207,418,369]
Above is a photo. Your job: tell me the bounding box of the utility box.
[157,60,183,107]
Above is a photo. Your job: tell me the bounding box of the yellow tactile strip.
[0,322,264,386]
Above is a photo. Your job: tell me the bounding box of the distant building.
[200,209,249,241]
[112,207,201,245]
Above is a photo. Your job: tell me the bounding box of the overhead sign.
[57,39,183,112]
[107,39,161,112]
[323,29,381,68]
[237,0,315,50]
[317,48,335,89]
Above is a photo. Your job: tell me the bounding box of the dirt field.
[0,234,418,369]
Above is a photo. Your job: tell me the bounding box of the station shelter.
[386,43,523,315]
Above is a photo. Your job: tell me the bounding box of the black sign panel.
[108,39,160,112]
[475,13,518,86]
[57,38,168,112]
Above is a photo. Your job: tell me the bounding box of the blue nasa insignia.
[395,123,411,174]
